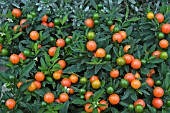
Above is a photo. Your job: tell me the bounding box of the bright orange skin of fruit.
[56,39,65,48]
[123,54,133,64]
[61,78,71,87]
[84,103,94,112]
[86,40,97,51]
[35,72,45,82]
[161,24,170,34]
[124,45,131,52]
[30,31,39,40]
[159,39,169,49]
[59,93,69,102]
[96,48,106,58]
[17,82,23,88]
[119,31,127,39]
[57,60,66,69]
[12,8,21,18]
[28,82,36,92]
[10,54,20,64]
[69,74,79,83]
[109,94,120,105]
[85,91,93,100]
[112,33,123,43]
[20,19,29,28]
[53,71,62,80]
[85,18,94,28]
[48,22,54,28]
[18,52,26,60]
[146,78,154,87]
[41,15,48,22]
[155,13,164,23]
[110,69,119,78]
[34,81,41,89]
[124,73,135,83]
[48,47,57,57]
[152,98,163,109]
[44,92,55,104]
[5,99,16,110]
[131,59,141,69]
[131,79,141,89]
[110,25,115,31]
[153,87,164,98]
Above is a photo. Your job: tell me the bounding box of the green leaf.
[93,89,104,101]
[125,26,133,36]
[46,77,53,82]
[147,104,157,113]
[140,68,149,75]
[121,89,130,100]
[63,65,78,73]
[44,53,51,66]
[164,73,170,90]
[19,61,35,79]
[61,14,68,25]
[54,103,64,110]
[102,64,112,71]
[105,44,113,53]
[92,108,98,113]
[125,4,129,20]
[127,17,140,22]
[95,64,102,74]
[72,99,87,105]
[90,0,97,9]
[149,59,163,63]
[0,72,9,83]
[13,32,22,40]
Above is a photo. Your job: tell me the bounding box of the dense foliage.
[0,0,170,113]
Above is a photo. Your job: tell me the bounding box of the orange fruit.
[110,69,119,78]
[61,78,71,87]
[131,59,141,69]
[17,82,23,88]
[161,24,170,34]
[86,40,97,51]
[35,72,45,81]
[123,54,133,64]
[119,31,127,39]
[110,25,115,31]
[153,87,164,98]
[48,47,57,57]
[18,52,26,60]
[41,15,48,22]
[108,94,120,105]
[5,99,16,110]
[59,93,69,102]
[69,74,79,83]
[85,91,93,100]
[85,18,94,28]
[34,81,41,89]
[30,31,39,40]
[12,8,21,18]
[56,39,65,47]
[53,71,62,80]
[84,103,93,112]
[112,33,123,43]
[124,73,135,83]
[135,72,140,78]
[152,50,161,58]
[155,13,164,23]
[69,88,74,94]
[124,45,131,52]
[44,92,55,104]
[48,22,54,28]
[146,78,154,87]
[10,54,20,64]
[41,22,48,27]
[152,98,163,109]
[28,82,36,92]
[57,60,66,69]
[96,48,106,58]
[159,39,169,48]
[131,79,141,89]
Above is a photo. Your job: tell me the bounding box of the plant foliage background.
[0,0,170,113]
